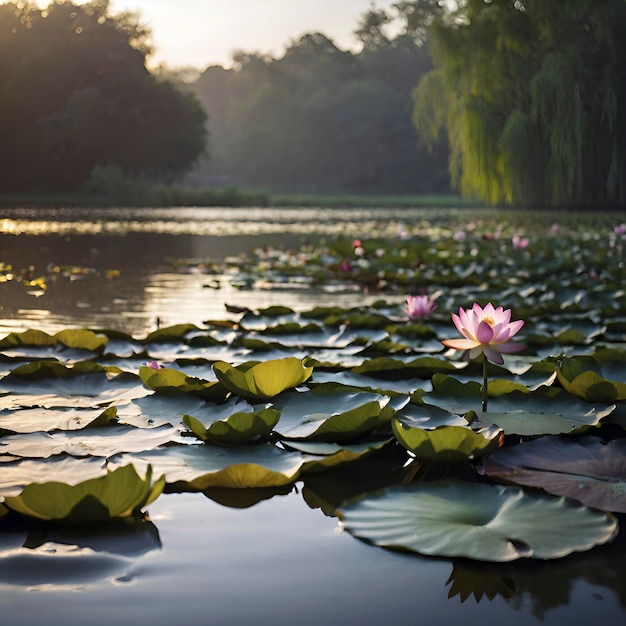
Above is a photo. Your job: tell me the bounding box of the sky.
[39,0,400,69]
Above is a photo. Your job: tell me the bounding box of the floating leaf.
[0,425,181,459]
[3,465,165,523]
[556,356,626,402]
[184,407,280,445]
[0,406,117,434]
[139,365,226,400]
[392,417,502,463]
[272,384,395,442]
[110,444,306,490]
[481,436,626,513]
[338,480,618,561]
[213,357,313,400]
[0,456,108,497]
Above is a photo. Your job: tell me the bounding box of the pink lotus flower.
[442,303,525,365]
[405,295,437,320]
[512,234,529,250]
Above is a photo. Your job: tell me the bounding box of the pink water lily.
[405,295,437,320]
[442,303,525,365]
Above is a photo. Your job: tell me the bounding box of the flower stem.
[482,352,488,412]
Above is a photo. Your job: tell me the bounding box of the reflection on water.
[0,519,161,589]
[0,206,478,237]
[1,487,623,625]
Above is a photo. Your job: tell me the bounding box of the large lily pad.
[556,354,626,402]
[337,480,618,561]
[212,357,313,400]
[109,444,307,489]
[184,405,280,445]
[3,464,164,523]
[0,406,118,434]
[139,365,226,400]
[423,375,615,436]
[0,425,181,459]
[481,436,626,513]
[271,384,398,442]
[0,456,108,497]
[392,419,502,463]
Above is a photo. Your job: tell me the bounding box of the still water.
[0,206,623,626]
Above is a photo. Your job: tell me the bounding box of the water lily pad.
[110,443,307,489]
[0,456,108,497]
[0,406,117,434]
[0,425,181,459]
[481,436,626,513]
[337,480,618,561]
[272,384,395,442]
[184,406,280,445]
[0,365,150,409]
[213,357,313,400]
[139,365,226,400]
[3,464,164,523]
[556,355,626,402]
[423,375,615,436]
[392,419,502,463]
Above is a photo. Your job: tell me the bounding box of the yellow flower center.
[482,315,495,328]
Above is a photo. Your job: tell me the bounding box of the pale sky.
[37,0,400,68]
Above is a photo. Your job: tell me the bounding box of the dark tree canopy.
[0,0,207,193]
[191,7,449,195]
[414,0,626,209]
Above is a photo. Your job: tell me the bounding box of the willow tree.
[414,0,626,208]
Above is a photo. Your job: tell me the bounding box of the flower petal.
[442,338,479,350]
[506,319,524,338]
[496,341,526,354]
[476,320,495,344]
[483,346,504,365]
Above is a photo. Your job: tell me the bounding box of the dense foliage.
[414,0,626,209]
[0,0,207,193]
[190,6,449,195]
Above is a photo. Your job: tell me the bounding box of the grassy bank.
[0,189,484,210]
[268,192,484,209]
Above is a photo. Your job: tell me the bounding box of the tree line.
[414,0,626,209]
[0,0,207,194]
[1,0,624,208]
[190,4,450,195]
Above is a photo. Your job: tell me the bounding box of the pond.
[0,206,624,625]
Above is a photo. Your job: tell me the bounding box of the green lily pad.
[0,406,117,434]
[481,436,626,513]
[423,375,615,436]
[0,456,108,497]
[184,406,280,445]
[0,366,150,409]
[556,356,626,402]
[110,444,306,489]
[0,425,181,459]
[139,365,227,400]
[213,357,313,400]
[337,480,618,561]
[271,384,395,442]
[392,419,502,463]
[3,464,164,523]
